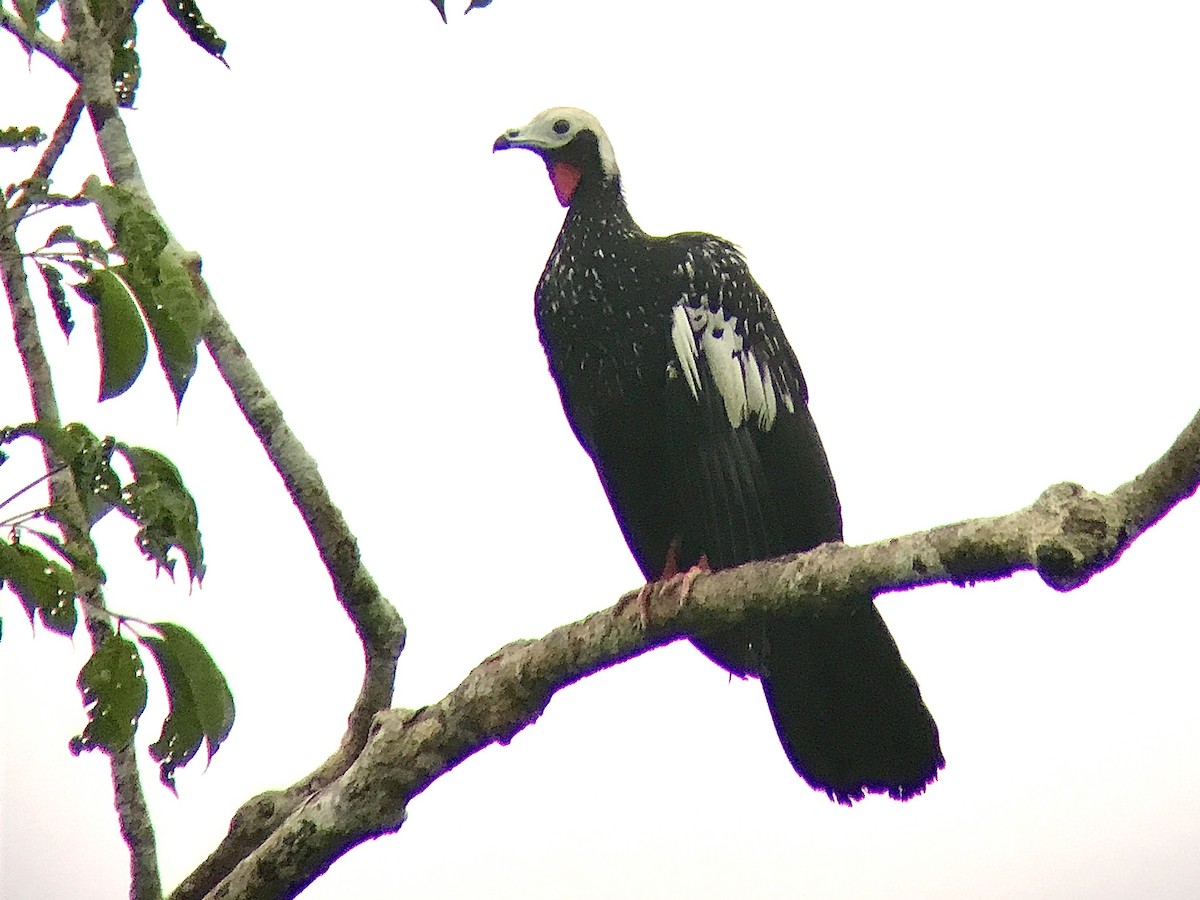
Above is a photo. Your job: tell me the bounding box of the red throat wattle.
[549,161,582,207]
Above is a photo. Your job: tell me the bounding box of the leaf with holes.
[57,422,122,526]
[121,255,205,408]
[37,263,73,338]
[141,623,234,793]
[115,445,204,583]
[71,635,147,755]
[3,421,122,527]
[0,126,45,149]
[76,267,148,400]
[164,0,227,63]
[0,540,77,636]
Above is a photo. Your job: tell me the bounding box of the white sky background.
[2,1,1199,897]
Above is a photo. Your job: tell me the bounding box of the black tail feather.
[759,599,943,804]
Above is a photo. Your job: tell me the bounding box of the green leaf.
[0,126,46,150]
[164,0,228,64]
[77,267,149,400]
[37,263,74,339]
[115,445,204,582]
[17,0,38,30]
[77,237,111,267]
[84,181,208,407]
[112,38,140,109]
[71,635,147,755]
[44,224,79,247]
[141,622,234,792]
[0,540,77,635]
[63,258,95,279]
[122,257,205,407]
[2,421,121,527]
[113,206,168,271]
[59,423,122,525]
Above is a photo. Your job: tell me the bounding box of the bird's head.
[493,107,619,207]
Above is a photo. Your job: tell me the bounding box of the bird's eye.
[553,119,570,135]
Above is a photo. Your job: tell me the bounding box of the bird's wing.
[665,234,807,434]
[661,233,842,573]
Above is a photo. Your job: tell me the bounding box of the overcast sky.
[3,2,1199,898]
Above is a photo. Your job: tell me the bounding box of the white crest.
[498,107,619,179]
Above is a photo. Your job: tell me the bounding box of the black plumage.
[495,107,943,804]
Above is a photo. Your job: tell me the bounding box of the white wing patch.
[669,296,787,431]
[671,304,702,400]
[701,313,746,428]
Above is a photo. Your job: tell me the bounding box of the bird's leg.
[617,538,686,627]
[619,541,710,626]
[628,581,656,628]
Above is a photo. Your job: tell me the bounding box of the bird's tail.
[757,598,943,804]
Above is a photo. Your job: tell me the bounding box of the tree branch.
[2,151,163,900]
[0,6,74,74]
[194,408,1199,899]
[55,0,406,890]
[3,87,84,229]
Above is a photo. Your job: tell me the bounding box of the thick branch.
[199,408,1200,899]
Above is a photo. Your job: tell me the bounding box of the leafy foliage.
[0,539,78,635]
[76,267,149,400]
[163,0,227,63]
[84,0,142,106]
[141,622,235,792]
[36,262,74,338]
[0,423,204,583]
[83,179,209,406]
[0,126,46,150]
[118,445,204,582]
[111,24,141,109]
[34,223,115,343]
[44,421,124,526]
[70,634,148,755]
[2,425,227,782]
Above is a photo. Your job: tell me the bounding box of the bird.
[493,107,943,804]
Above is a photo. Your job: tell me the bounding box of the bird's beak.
[493,128,543,154]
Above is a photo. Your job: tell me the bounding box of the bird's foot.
[617,541,710,628]
[633,554,711,625]
[671,554,711,607]
[634,580,655,628]
[614,581,656,629]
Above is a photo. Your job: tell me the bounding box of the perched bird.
[494,107,943,804]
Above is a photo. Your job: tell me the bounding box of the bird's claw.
[618,554,710,629]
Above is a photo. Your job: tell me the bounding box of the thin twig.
[0,507,52,528]
[0,7,74,74]
[0,465,62,512]
[6,87,86,220]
